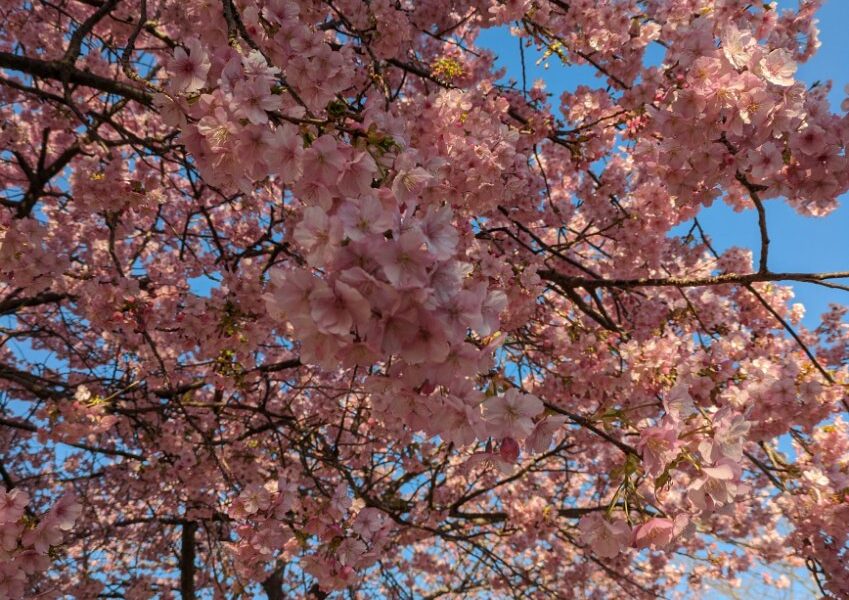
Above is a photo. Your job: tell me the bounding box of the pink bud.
[339,564,355,579]
[499,437,520,463]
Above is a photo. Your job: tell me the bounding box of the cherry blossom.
[169,38,211,93]
[636,420,681,477]
[722,24,756,70]
[632,518,676,550]
[688,459,743,513]
[1,0,849,597]
[578,513,632,559]
[526,414,569,454]
[0,489,28,524]
[759,49,797,87]
[483,389,544,439]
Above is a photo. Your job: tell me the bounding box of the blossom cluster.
[0,490,80,598]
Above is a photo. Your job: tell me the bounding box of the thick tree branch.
[0,291,72,315]
[63,0,122,63]
[0,51,153,106]
[539,269,849,290]
[0,416,145,460]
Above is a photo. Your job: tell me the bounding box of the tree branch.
[539,269,849,290]
[0,51,153,106]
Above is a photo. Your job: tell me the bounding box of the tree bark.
[261,567,284,600]
[179,521,197,600]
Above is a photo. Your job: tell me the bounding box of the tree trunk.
[179,521,197,600]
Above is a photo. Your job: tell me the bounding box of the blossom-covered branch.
[2,0,849,597]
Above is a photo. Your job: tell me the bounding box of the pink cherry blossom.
[169,38,210,93]
[49,493,82,531]
[793,125,828,156]
[303,135,347,186]
[526,415,568,454]
[461,446,516,475]
[636,420,681,477]
[234,78,282,125]
[483,389,544,439]
[391,165,433,206]
[309,280,371,336]
[338,152,378,197]
[400,310,450,364]
[293,206,342,266]
[499,436,521,463]
[747,141,783,181]
[722,24,755,70]
[664,382,697,423]
[352,508,385,539]
[632,518,675,550]
[374,229,433,289]
[270,125,305,183]
[688,458,742,513]
[759,49,797,87]
[420,205,459,260]
[0,489,29,524]
[338,197,395,242]
[21,521,62,554]
[578,513,632,559]
[701,410,751,462]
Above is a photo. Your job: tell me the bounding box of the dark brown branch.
[14,142,82,217]
[744,450,785,491]
[450,505,608,523]
[0,291,72,315]
[0,51,153,106]
[258,358,302,372]
[0,363,69,399]
[539,269,849,290]
[544,404,640,458]
[63,0,121,63]
[0,416,145,460]
[735,172,770,272]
